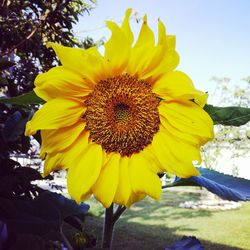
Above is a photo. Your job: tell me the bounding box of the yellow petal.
[127,43,156,77]
[126,192,146,207]
[25,98,84,135]
[40,121,85,156]
[113,156,132,206]
[43,152,64,176]
[43,130,90,176]
[128,18,179,81]
[143,49,179,83]
[47,43,107,85]
[129,154,162,201]
[153,71,208,107]
[139,20,178,82]
[34,66,92,101]
[67,143,103,204]
[134,15,154,48]
[158,19,167,46]
[121,8,134,46]
[85,46,112,82]
[157,19,177,51]
[126,15,156,77]
[159,115,200,146]
[105,21,130,75]
[92,153,120,208]
[149,126,201,178]
[158,100,214,143]
[47,42,86,73]
[144,133,167,171]
[166,35,177,51]
[141,149,164,173]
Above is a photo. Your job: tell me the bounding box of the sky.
[74,0,250,101]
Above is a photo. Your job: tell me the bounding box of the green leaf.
[0,191,89,235]
[164,168,250,201]
[2,111,28,142]
[204,104,250,126]
[0,76,8,86]
[0,58,15,71]
[166,236,204,250]
[0,91,45,105]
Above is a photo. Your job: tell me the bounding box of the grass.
[84,188,250,250]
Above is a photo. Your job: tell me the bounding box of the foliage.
[84,193,250,249]
[0,0,96,95]
[164,168,250,201]
[0,0,97,157]
[0,90,44,105]
[204,104,250,126]
[0,1,97,249]
[0,158,44,199]
[0,59,33,157]
[165,236,204,250]
[201,78,250,173]
[1,192,91,250]
[0,3,250,248]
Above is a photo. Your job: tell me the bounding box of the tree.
[0,0,96,96]
[201,77,250,176]
[0,0,97,157]
[0,2,97,248]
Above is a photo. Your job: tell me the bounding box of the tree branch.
[1,12,49,56]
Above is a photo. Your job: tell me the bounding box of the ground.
[84,188,250,250]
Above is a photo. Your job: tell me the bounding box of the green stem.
[101,204,126,249]
[60,226,73,250]
[102,204,114,249]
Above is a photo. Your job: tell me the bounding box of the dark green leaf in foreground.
[0,58,15,71]
[0,76,8,87]
[0,191,89,235]
[164,168,250,201]
[0,91,44,105]
[33,192,90,219]
[165,236,204,250]
[204,104,250,126]
[2,111,29,142]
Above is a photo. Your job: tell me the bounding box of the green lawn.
[84,189,250,250]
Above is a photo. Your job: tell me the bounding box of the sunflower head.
[83,74,161,157]
[25,9,214,208]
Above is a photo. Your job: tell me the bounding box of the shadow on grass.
[85,191,244,250]
[121,191,213,221]
[85,214,243,250]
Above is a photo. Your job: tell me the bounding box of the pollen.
[83,74,160,156]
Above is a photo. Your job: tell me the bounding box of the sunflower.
[25,9,214,208]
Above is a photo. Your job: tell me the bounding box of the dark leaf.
[157,172,165,178]
[0,221,8,248]
[64,215,83,231]
[21,135,30,153]
[0,76,8,87]
[2,111,28,142]
[0,158,20,172]
[0,197,59,235]
[0,91,45,105]
[204,104,250,126]
[33,131,41,145]
[9,234,46,250]
[0,191,89,236]
[0,58,15,71]
[165,236,204,250]
[164,168,250,201]
[14,167,43,181]
[33,191,90,219]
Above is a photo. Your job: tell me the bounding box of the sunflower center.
[83,74,160,156]
[114,103,130,123]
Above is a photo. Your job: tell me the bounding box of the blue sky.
[74,0,250,99]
